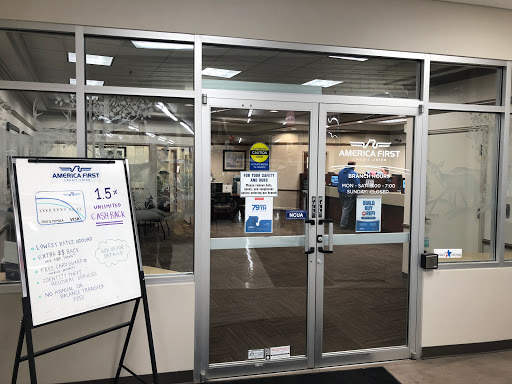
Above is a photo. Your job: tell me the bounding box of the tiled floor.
[386,350,512,384]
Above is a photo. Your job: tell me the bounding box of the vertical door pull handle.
[304,219,315,255]
[318,219,334,254]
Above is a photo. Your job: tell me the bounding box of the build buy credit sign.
[356,196,382,233]
[250,142,270,171]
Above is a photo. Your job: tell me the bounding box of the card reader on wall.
[421,253,438,270]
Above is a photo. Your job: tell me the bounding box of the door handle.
[318,219,334,254]
[304,219,315,254]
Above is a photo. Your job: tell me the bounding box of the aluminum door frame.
[314,103,422,368]
[198,97,320,381]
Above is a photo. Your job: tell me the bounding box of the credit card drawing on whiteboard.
[35,190,86,225]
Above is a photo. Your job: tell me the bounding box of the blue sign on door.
[286,210,307,220]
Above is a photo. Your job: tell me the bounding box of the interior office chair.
[212,192,235,222]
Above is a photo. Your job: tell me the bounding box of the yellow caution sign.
[250,143,270,170]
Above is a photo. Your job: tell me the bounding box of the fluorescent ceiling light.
[132,40,193,50]
[168,139,175,144]
[68,52,114,66]
[155,102,178,121]
[269,110,279,113]
[329,55,368,62]
[105,133,114,138]
[146,132,156,138]
[99,116,112,123]
[302,79,343,87]
[180,121,194,135]
[275,138,282,143]
[158,136,167,142]
[379,118,407,124]
[247,118,251,123]
[248,109,253,117]
[128,125,139,131]
[239,138,242,143]
[202,67,241,78]
[69,78,105,86]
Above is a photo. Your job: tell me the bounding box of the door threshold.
[206,358,411,382]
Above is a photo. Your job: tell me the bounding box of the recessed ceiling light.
[329,55,368,62]
[202,67,241,78]
[132,40,193,50]
[379,118,407,124]
[69,78,105,86]
[68,52,114,66]
[302,79,343,87]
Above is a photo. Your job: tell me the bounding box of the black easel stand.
[12,272,159,384]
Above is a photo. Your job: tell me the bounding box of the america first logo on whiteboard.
[52,165,100,180]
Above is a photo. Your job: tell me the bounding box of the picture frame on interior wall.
[223,150,246,171]
[95,145,126,159]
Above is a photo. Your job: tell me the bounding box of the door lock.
[317,259,323,265]
[317,235,323,243]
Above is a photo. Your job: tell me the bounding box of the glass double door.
[205,98,418,379]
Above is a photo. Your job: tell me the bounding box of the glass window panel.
[85,37,194,89]
[209,246,307,363]
[0,30,75,83]
[0,90,77,283]
[325,112,413,234]
[505,116,512,261]
[203,45,419,98]
[210,108,310,238]
[86,95,194,274]
[323,243,408,352]
[429,63,500,105]
[426,111,496,262]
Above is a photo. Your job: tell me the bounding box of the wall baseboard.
[422,340,512,359]
[63,370,193,384]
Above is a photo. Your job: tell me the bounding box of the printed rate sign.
[13,159,141,326]
[245,197,273,233]
[355,196,382,233]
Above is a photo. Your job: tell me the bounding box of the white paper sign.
[434,249,463,258]
[248,349,265,360]
[266,346,290,360]
[245,197,273,233]
[240,171,278,197]
[14,159,141,326]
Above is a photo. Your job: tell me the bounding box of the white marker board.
[12,158,141,326]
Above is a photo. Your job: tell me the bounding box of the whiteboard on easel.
[11,158,141,327]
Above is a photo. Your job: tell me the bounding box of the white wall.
[0,282,194,383]
[421,268,512,346]
[2,0,512,60]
